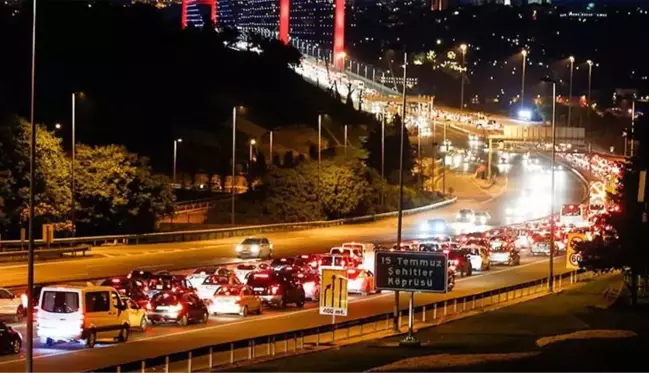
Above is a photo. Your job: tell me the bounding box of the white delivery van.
[37,283,131,348]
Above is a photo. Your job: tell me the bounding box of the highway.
[0,149,587,372]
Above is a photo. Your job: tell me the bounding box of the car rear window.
[41,291,80,314]
[193,267,215,274]
[216,287,241,296]
[237,264,257,270]
[271,258,294,266]
[152,293,178,305]
[247,273,277,286]
[203,276,229,285]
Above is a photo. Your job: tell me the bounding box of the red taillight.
[311,261,318,267]
[235,296,242,303]
[443,249,450,254]
[127,274,132,279]
[341,260,346,267]
[146,302,152,310]
[347,269,356,274]
[271,285,280,295]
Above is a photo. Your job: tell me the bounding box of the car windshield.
[242,238,262,245]
[459,209,472,215]
[236,264,257,270]
[41,291,80,314]
[330,248,351,256]
[215,287,241,296]
[152,293,178,306]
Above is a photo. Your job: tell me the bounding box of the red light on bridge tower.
[279,0,290,44]
[182,0,188,29]
[333,0,345,68]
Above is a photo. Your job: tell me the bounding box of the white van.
[37,283,131,348]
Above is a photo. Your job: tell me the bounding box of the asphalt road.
[0,153,587,372]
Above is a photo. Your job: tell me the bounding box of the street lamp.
[54,123,61,130]
[27,0,37,369]
[459,44,468,111]
[173,138,182,183]
[521,49,528,110]
[586,60,593,131]
[541,76,558,293]
[568,56,575,127]
[249,139,256,161]
[232,106,238,225]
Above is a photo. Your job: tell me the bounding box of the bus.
[559,204,587,227]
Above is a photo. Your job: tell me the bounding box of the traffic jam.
[0,152,624,354]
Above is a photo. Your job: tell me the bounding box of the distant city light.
[518,109,532,121]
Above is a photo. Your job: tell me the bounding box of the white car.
[207,285,262,316]
[456,209,476,223]
[463,247,490,271]
[196,274,241,300]
[295,272,320,301]
[0,289,25,322]
[474,212,491,225]
[346,269,377,295]
[234,263,258,283]
[235,237,273,259]
[186,267,225,289]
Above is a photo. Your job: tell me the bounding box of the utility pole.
[269,131,273,164]
[344,124,348,157]
[549,80,557,293]
[71,93,76,237]
[27,0,37,370]
[231,107,236,225]
[631,100,636,157]
[394,51,408,332]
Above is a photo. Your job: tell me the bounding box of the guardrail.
[93,269,594,373]
[0,246,90,259]
[0,198,457,249]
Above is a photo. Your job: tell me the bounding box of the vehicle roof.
[40,283,116,292]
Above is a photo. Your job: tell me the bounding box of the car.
[489,246,521,266]
[37,284,131,348]
[329,247,363,266]
[147,275,194,298]
[463,246,491,271]
[0,288,25,323]
[234,263,259,283]
[127,270,155,282]
[418,219,450,235]
[294,271,320,301]
[474,211,491,225]
[295,254,322,271]
[235,237,273,259]
[270,257,308,271]
[146,291,209,326]
[120,296,148,331]
[0,321,22,355]
[346,269,378,295]
[531,239,553,256]
[456,209,476,223]
[187,267,227,289]
[448,250,472,277]
[100,277,149,306]
[246,271,306,308]
[206,285,262,316]
[318,254,353,273]
[196,274,242,300]
[341,242,375,257]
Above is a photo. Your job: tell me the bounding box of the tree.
[362,114,414,184]
[74,144,175,235]
[257,166,322,222]
[0,117,71,236]
[283,151,295,168]
[262,39,302,68]
[315,161,373,219]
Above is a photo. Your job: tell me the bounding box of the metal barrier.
[0,246,90,259]
[92,269,593,373]
[0,198,457,249]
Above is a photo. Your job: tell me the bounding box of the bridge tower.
[333,0,345,68]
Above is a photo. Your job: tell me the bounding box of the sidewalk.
[229,275,649,372]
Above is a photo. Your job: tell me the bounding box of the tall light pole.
[631,100,636,157]
[586,60,593,131]
[231,107,237,225]
[459,44,468,111]
[27,0,37,370]
[568,56,575,127]
[269,131,273,165]
[417,121,422,190]
[173,138,182,183]
[71,93,77,237]
[249,139,256,161]
[318,113,322,189]
[395,51,408,335]
[344,124,348,156]
[542,77,558,293]
[520,49,527,110]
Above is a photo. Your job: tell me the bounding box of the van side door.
[85,291,112,338]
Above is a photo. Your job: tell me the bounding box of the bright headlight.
[419,223,430,231]
[235,245,243,252]
[250,245,260,252]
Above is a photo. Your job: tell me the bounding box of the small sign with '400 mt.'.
[375,251,448,293]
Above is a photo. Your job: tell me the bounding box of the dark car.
[489,245,521,266]
[146,291,208,326]
[147,275,193,298]
[246,271,306,308]
[100,277,149,305]
[0,321,22,355]
[448,250,472,277]
[295,254,323,271]
[127,270,155,282]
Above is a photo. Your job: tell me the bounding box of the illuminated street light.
[173,138,182,184]
[586,60,594,132]
[249,139,256,161]
[568,56,575,127]
[541,76,558,293]
[459,44,468,111]
[521,49,527,110]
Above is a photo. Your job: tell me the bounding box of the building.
[431,0,448,11]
